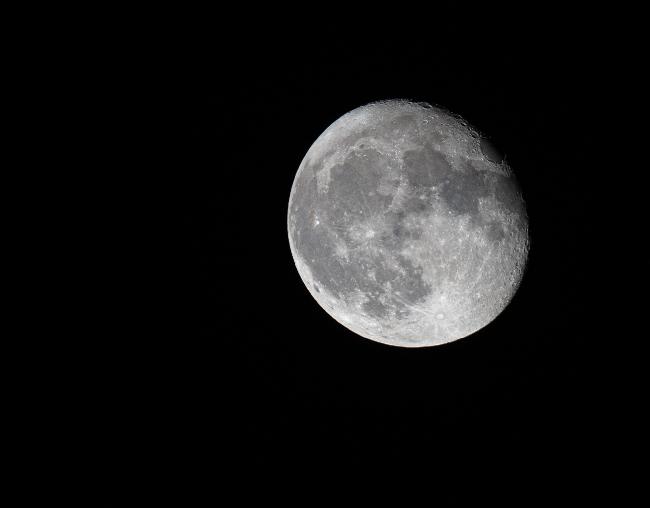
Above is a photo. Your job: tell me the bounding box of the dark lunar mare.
[290,145,432,321]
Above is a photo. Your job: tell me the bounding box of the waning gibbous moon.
[287,100,529,347]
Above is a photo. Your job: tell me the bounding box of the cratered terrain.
[288,100,529,347]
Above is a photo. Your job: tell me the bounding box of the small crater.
[485,222,506,243]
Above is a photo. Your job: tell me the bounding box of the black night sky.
[91,19,620,505]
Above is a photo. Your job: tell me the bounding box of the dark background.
[91,21,619,504]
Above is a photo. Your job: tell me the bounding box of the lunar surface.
[287,100,529,347]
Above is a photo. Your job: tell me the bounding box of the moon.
[287,100,529,347]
